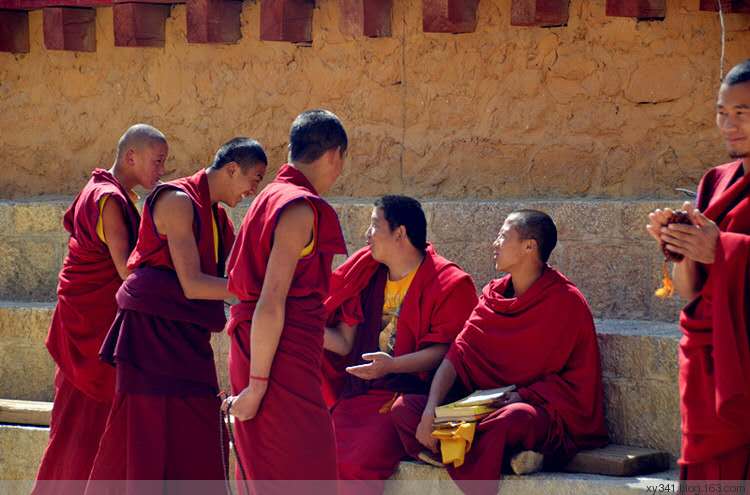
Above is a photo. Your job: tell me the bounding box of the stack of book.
[433,385,516,426]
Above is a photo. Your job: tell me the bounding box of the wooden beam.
[0,9,29,52]
[113,2,170,46]
[187,0,242,43]
[339,0,391,37]
[606,0,666,19]
[422,0,478,33]
[511,0,568,27]
[0,1,112,9]
[43,6,96,50]
[260,0,313,42]
[699,0,750,13]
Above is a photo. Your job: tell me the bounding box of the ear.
[225,161,239,177]
[124,148,136,167]
[396,225,407,241]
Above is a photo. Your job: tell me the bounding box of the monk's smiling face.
[717,80,750,159]
[225,162,266,207]
[131,141,168,189]
[366,207,399,263]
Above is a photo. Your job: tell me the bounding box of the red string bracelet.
[249,374,270,382]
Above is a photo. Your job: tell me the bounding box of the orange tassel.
[655,262,674,298]
[378,393,399,414]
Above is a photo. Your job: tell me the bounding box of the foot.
[417,450,445,468]
[510,451,544,475]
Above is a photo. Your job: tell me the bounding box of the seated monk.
[85,138,267,491]
[390,209,609,495]
[33,124,167,494]
[322,195,478,486]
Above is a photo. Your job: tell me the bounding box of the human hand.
[345,352,394,380]
[660,202,719,264]
[416,409,439,453]
[647,207,678,244]
[221,382,268,421]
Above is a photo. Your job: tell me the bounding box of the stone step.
[0,198,684,321]
[0,424,676,495]
[0,300,681,457]
[0,422,677,493]
[0,400,51,426]
[389,462,678,495]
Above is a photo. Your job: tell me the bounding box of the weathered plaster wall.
[0,0,748,198]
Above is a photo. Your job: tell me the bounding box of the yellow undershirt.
[96,195,110,244]
[379,268,418,355]
[211,210,219,263]
[299,222,316,258]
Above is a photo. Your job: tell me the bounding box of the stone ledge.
[0,198,684,323]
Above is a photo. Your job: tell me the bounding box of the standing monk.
[322,195,477,487]
[648,60,750,482]
[86,138,267,488]
[33,124,167,493]
[222,110,348,489]
[391,210,608,495]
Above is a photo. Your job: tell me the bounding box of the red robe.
[391,267,608,494]
[33,169,140,488]
[679,159,750,480]
[321,245,478,482]
[86,169,235,489]
[225,164,347,487]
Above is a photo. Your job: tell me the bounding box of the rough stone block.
[699,0,750,13]
[339,0,392,37]
[0,237,63,301]
[113,2,171,47]
[11,201,67,234]
[43,6,96,51]
[0,303,56,401]
[187,0,242,44]
[511,0,569,27]
[606,0,666,19]
[422,0,478,33]
[0,9,29,53]
[260,0,314,43]
[0,426,48,481]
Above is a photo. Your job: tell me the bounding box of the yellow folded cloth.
[431,421,476,468]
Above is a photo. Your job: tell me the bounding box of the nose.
[365,226,373,241]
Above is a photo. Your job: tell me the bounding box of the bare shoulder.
[153,190,193,233]
[277,198,315,228]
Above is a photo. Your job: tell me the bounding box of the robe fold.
[34,169,140,488]
[679,159,750,479]
[418,267,607,492]
[86,169,234,487]
[226,164,347,485]
[322,245,478,482]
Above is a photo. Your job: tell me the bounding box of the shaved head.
[115,124,167,163]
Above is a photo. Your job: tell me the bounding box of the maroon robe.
[85,169,234,489]
[34,169,139,489]
[392,267,608,494]
[322,245,478,482]
[225,164,346,487]
[679,160,750,480]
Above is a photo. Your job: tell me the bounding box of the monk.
[322,195,478,488]
[221,110,348,490]
[32,124,167,494]
[648,59,750,482]
[390,210,608,495]
[85,137,267,490]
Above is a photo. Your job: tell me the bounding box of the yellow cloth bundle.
[431,421,477,468]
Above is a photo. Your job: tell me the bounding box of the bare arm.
[391,344,449,374]
[153,191,232,300]
[672,259,704,301]
[101,198,132,280]
[225,201,314,421]
[415,358,458,452]
[346,343,450,379]
[324,321,356,356]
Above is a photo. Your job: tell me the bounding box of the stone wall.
[1,0,748,199]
